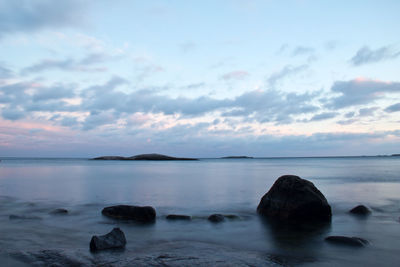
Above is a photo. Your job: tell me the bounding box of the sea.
[0,157,399,266]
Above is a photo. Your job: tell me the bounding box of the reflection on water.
[0,157,399,266]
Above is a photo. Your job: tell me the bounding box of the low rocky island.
[92,153,198,161]
[221,156,254,159]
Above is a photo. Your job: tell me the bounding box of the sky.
[0,0,399,157]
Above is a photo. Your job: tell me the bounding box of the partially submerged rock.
[90,228,127,252]
[257,175,332,222]
[208,214,225,223]
[349,205,371,215]
[325,236,369,247]
[166,214,192,221]
[49,208,68,215]
[102,205,156,223]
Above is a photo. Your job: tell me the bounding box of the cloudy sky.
[0,0,399,157]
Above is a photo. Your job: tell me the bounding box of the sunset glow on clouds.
[0,0,399,157]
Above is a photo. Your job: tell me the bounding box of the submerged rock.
[13,249,85,266]
[90,228,127,252]
[257,175,332,222]
[102,205,156,223]
[166,214,192,221]
[50,208,68,215]
[325,236,369,247]
[349,205,371,215]
[223,214,240,220]
[208,214,225,223]
[9,214,42,220]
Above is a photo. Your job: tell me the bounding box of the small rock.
[50,208,68,215]
[257,175,331,222]
[325,236,368,247]
[102,205,156,223]
[208,214,225,223]
[349,205,371,215]
[90,228,127,252]
[9,214,42,220]
[166,214,192,221]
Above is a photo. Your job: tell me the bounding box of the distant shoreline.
[0,154,400,160]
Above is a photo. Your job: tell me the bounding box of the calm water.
[0,157,399,266]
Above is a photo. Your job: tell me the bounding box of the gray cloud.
[0,0,87,38]
[221,71,249,81]
[180,41,196,52]
[291,46,314,57]
[32,84,75,102]
[267,64,308,88]
[21,52,114,74]
[309,112,338,122]
[1,108,25,120]
[82,111,116,131]
[0,64,13,78]
[358,107,378,117]
[327,79,400,109]
[350,45,400,66]
[385,103,400,113]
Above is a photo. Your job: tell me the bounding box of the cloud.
[180,41,196,52]
[327,78,400,109]
[309,112,338,122]
[32,84,75,102]
[0,0,88,38]
[221,71,249,81]
[1,108,25,120]
[82,111,116,131]
[385,103,400,113]
[21,52,114,74]
[291,46,314,57]
[358,107,378,117]
[181,82,206,90]
[267,64,308,88]
[350,45,400,66]
[0,64,13,78]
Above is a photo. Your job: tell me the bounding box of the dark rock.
[208,214,225,223]
[92,153,198,161]
[50,208,68,215]
[349,205,371,215]
[90,228,127,252]
[257,175,332,222]
[325,236,369,247]
[9,214,42,220]
[166,214,192,221]
[102,205,156,223]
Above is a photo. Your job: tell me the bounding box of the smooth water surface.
[0,157,399,266]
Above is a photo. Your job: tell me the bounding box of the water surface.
[0,157,399,266]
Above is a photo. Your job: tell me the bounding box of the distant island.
[221,156,254,159]
[392,154,400,157]
[91,153,198,161]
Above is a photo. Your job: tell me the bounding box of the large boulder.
[102,205,156,223]
[90,228,126,251]
[257,175,331,222]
